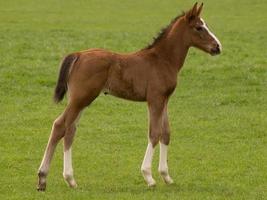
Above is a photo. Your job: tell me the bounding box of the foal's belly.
[102,80,147,102]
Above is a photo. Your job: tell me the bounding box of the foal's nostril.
[216,45,220,52]
[210,43,221,56]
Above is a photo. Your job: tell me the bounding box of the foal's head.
[183,3,222,56]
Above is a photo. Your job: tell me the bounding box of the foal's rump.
[54,49,115,104]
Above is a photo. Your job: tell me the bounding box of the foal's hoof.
[64,175,77,188]
[147,179,156,187]
[160,174,174,185]
[68,180,78,188]
[37,172,46,191]
[159,170,174,185]
[141,168,156,187]
[163,176,174,185]
[37,183,46,192]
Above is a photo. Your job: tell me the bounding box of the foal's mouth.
[210,44,221,56]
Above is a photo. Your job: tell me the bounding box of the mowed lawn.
[0,0,266,199]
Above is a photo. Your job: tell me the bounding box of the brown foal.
[37,3,221,191]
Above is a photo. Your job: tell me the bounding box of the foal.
[37,3,221,191]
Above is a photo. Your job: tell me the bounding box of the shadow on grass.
[75,181,235,198]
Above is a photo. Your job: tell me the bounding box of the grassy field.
[0,0,267,199]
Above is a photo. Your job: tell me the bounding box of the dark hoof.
[37,182,46,192]
[37,171,46,191]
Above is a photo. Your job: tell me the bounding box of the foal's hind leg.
[141,97,165,187]
[37,113,66,191]
[62,104,84,188]
[158,102,173,184]
[37,56,109,191]
[37,104,84,191]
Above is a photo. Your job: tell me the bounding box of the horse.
[37,2,221,191]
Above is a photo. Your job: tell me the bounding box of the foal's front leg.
[141,98,165,186]
[158,103,173,184]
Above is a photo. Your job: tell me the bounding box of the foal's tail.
[53,53,79,103]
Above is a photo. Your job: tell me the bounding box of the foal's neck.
[154,18,189,72]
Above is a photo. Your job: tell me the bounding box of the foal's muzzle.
[210,44,221,56]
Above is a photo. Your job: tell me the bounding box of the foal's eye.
[195,26,203,32]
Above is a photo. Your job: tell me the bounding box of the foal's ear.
[185,2,199,22]
[196,3,204,17]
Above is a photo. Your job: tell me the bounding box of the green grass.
[0,0,267,199]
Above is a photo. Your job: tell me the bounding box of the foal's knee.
[51,117,65,141]
[149,131,161,147]
[161,131,170,145]
[53,117,65,130]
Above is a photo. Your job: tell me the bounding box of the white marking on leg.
[63,148,73,177]
[141,143,156,186]
[63,148,77,187]
[159,143,168,172]
[158,143,173,184]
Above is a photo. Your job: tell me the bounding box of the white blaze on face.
[200,18,222,51]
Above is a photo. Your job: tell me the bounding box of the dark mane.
[144,12,185,50]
